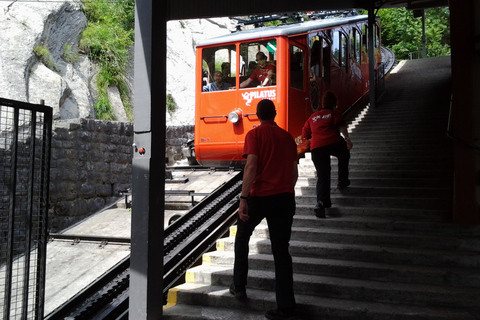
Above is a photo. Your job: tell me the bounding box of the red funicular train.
[194,14,381,167]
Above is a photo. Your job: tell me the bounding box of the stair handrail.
[446,95,480,152]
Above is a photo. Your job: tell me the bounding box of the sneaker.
[314,202,325,218]
[265,308,296,319]
[229,283,247,300]
[337,179,351,190]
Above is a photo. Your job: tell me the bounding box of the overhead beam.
[167,0,360,20]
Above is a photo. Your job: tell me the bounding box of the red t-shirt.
[242,121,297,197]
[302,108,346,150]
[249,64,275,85]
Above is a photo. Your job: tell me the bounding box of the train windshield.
[239,40,277,88]
[200,40,277,92]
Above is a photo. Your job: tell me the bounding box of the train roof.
[197,15,369,47]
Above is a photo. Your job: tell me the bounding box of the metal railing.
[0,98,52,320]
[375,62,386,101]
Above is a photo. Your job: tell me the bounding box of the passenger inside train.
[239,51,276,88]
[203,71,232,91]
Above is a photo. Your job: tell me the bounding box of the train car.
[194,14,381,167]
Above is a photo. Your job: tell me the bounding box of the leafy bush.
[377,7,450,60]
[80,0,134,120]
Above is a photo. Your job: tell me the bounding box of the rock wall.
[49,119,133,232]
[47,120,195,232]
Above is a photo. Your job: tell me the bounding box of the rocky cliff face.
[0,0,236,125]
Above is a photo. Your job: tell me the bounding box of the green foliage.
[33,45,55,69]
[377,7,450,60]
[166,94,177,116]
[80,0,134,120]
[63,44,79,63]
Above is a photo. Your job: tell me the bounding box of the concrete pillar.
[449,0,480,223]
[129,0,166,318]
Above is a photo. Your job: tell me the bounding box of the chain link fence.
[0,98,52,320]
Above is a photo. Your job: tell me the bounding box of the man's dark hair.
[322,90,337,110]
[256,52,267,60]
[256,99,276,121]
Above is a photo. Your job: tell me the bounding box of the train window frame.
[201,44,237,92]
[290,44,304,90]
[239,40,277,89]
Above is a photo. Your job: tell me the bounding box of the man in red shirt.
[302,91,353,218]
[240,52,276,88]
[230,99,298,320]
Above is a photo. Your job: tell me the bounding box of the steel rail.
[45,170,243,320]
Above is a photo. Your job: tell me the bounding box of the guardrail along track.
[45,170,243,320]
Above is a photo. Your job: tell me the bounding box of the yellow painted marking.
[163,287,178,310]
[186,271,195,283]
[202,254,211,264]
[230,225,237,237]
[217,239,225,251]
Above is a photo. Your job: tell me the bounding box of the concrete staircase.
[163,57,480,319]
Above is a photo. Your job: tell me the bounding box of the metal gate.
[0,98,52,320]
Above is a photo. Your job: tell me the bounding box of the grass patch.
[33,45,55,69]
[167,94,177,116]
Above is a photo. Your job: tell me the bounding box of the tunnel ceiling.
[167,0,449,20]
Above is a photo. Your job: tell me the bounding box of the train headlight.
[228,109,243,124]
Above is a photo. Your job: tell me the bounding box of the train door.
[308,34,331,112]
[287,36,310,145]
[195,44,240,164]
[237,39,279,124]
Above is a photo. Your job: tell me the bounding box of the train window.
[239,40,277,88]
[201,45,237,92]
[362,25,368,64]
[290,45,304,90]
[341,32,348,73]
[332,31,340,65]
[309,37,322,78]
[355,29,362,64]
[322,38,330,83]
[333,31,347,73]
[350,30,355,61]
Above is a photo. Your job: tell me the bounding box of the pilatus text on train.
[194,15,381,167]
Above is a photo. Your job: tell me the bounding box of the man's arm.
[238,154,257,221]
[338,124,353,150]
[240,78,253,88]
[292,160,298,187]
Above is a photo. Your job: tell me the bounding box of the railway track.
[45,170,243,320]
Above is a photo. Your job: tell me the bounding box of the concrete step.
[202,251,480,288]
[299,161,451,172]
[165,283,476,320]
[223,223,480,257]
[292,214,480,237]
[216,237,480,269]
[295,176,452,188]
[183,266,480,310]
[294,205,451,222]
[294,194,451,211]
[296,185,451,199]
[298,168,453,180]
